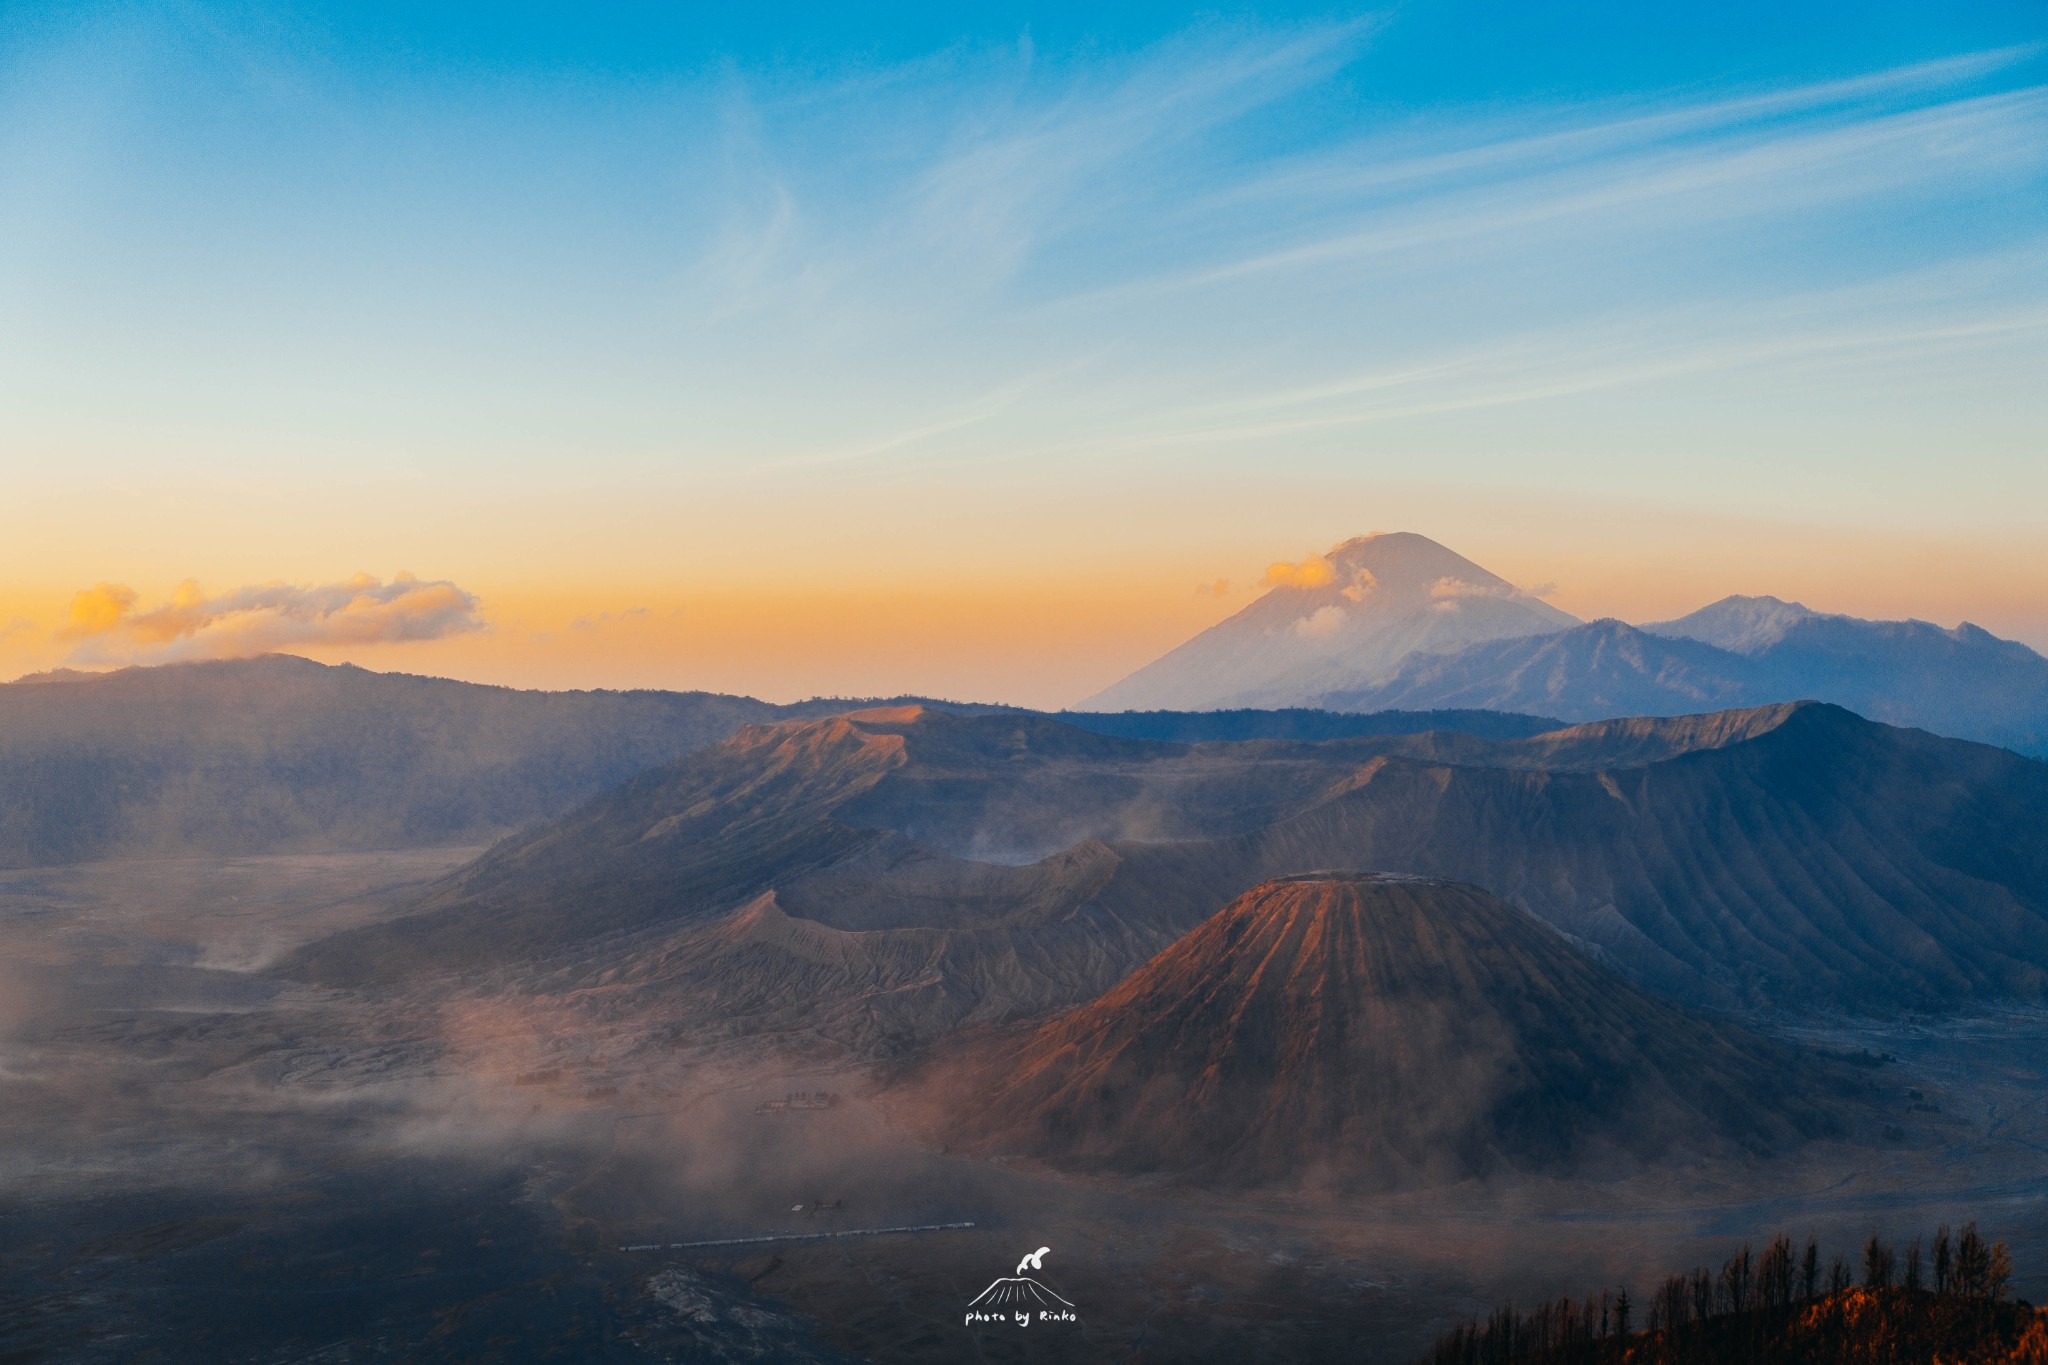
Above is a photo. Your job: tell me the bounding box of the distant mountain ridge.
[1055,707,1561,743]
[0,656,1559,869]
[1087,534,2048,757]
[1647,593,1823,653]
[1321,618,1757,719]
[1320,607,2048,756]
[0,655,801,867]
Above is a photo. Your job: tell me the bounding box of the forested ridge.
[1426,1223,2043,1363]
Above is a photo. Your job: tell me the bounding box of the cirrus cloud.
[62,573,485,664]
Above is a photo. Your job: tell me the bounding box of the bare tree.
[1760,1235,1796,1312]
[1829,1255,1852,1295]
[1862,1235,1895,1290]
[1958,1223,1988,1298]
[1655,1275,1689,1337]
[1720,1245,1754,1313]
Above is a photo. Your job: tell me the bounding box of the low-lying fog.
[2,853,2044,1362]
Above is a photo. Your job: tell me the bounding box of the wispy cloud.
[5,10,2044,541]
[668,20,1381,342]
[1056,74,2048,304]
[1191,46,2042,218]
[1079,287,2048,455]
[899,21,1377,285]
[62,574,484,664]
[638,32,2048,484]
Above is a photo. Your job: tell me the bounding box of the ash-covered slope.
[1083,533,1576,711]
[1101,702,2048,1010]
[286,709,911,984]
[285,703,1516,988]
[290,702,2048,1019]
[539,869,1192,1060]
[919,873,1851,1189]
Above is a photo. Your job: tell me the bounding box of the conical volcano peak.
[1158,873,1556,990]
[920,872,1849,1189]
[1263,533,1523,609]
[1323,532,1517,593]
[1083,532,1578,711]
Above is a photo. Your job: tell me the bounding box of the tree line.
[1424,1223,2025,1364]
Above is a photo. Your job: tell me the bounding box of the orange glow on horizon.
[5,499,2048,708]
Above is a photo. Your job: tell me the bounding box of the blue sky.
[2,2,2045,701]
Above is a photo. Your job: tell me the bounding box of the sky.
[1,1,2044,706]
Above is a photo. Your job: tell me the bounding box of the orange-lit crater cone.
[919,872,1852,1190]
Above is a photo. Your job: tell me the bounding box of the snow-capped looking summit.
[1082,532,1577,711]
